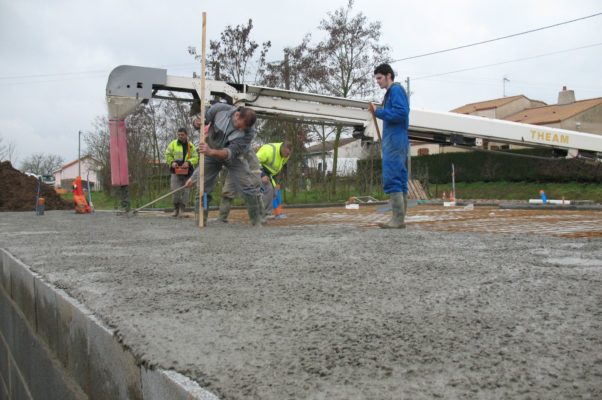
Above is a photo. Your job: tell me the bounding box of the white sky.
[1,0,601,165]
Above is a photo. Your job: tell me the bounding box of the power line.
[392,12,602,63]
[413,42,602,80]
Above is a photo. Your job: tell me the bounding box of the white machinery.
[106,65,602,189]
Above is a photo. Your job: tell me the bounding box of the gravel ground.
[1,211,601,399]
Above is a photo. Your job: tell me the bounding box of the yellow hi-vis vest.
[165,140,199,168]
[256,143,289,185]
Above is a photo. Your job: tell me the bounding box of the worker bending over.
[186,104,263,226]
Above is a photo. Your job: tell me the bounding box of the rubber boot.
[203,206,209,227]
[172,203,180,218]
[245,195,263,227]
[403,193,408,215]
[379,192,406,229]
[218,197,232,223]
[258,196,268,225]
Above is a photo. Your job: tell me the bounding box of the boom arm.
[106,65,602,186]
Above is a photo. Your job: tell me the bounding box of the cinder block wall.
[0,249,218,400]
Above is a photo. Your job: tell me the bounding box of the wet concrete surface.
[1,209,601,399]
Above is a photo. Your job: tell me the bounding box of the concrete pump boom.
[106,65,602,188]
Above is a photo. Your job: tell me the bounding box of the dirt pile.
[0,161,71,211]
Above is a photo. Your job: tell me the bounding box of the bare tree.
[0,137,17,162]
[190,19,271,84]
[314,0,390,194]
[20,153,64,176]
[84,116,111,191]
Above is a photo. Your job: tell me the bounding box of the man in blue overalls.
[369,63,410,229]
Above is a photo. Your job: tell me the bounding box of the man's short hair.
[177,127,188,135]
[282,141,293,151]
[374,63,395,80]
[237,107,257,128]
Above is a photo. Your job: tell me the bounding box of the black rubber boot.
[218,197,232,223]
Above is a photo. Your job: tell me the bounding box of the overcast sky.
[1,0,601,165]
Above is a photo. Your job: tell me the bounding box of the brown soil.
[0,161,72,211]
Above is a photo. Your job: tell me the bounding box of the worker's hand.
[182,161,189,168]
[184,178,193,188]
[261,175,270,184]
[368,102,376,115]
[198,142,213,156]
[171,161,178,169]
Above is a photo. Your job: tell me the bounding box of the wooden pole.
[197,12,207,228]
[371,113,382,143]
[132,185,188,214]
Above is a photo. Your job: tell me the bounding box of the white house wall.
[54,159,101,190]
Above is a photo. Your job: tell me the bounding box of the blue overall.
[375,83,410,194]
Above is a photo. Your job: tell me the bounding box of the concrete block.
[0,250,10,295]
[28,335,84,400]
[87,317,142,400]
[7,255,36,330]
[142,368,220,400]
[9,361,32,400]
[0,290,13,366]
[0,371,9,400]
[9,305,34,387]
[55,292,90,394]
[0,331,8,396]
[34,278,59,354]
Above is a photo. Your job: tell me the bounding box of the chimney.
[558,86,576,105]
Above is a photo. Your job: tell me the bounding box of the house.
[53,155,102,191]
[503,88,602,134]
[305,137,372,176]
[451,94,546,119]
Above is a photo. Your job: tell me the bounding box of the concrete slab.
[0,210,601,399]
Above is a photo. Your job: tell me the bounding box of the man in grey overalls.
[186,104,263,226]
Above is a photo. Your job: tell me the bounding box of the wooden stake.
[197,12,207,228]
[371,112,382,143]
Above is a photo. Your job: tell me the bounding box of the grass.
[62,181,602,210]
[431,181,602,203]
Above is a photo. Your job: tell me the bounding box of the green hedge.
[357,149,602,183]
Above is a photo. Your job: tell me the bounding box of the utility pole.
[78,130,81,177]
[503,76,510,97]
[405,76,411,97]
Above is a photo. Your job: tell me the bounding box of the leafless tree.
[20,153,64,176]
[0,137,17,162]
[314,0,390,194]
[84,116,111,192]
[190,19,271,84]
